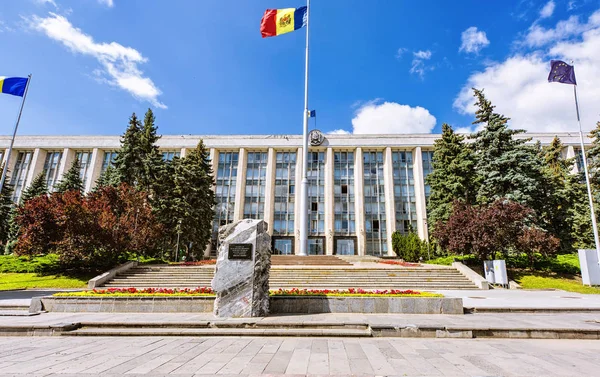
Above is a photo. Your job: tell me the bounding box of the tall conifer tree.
[114,113,144,186]
[139,109,165,194]
[426,123,478,228]
[55,159,84,194]
[0,171,14,246]
[471,89,545,209]
[21,172,48,203]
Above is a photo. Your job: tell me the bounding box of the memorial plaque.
[228,243,253,260]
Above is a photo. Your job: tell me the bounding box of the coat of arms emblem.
[308,129,324,146]
[279,14,292,28]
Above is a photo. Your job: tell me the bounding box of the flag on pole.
[0,77,29,97]
[308,110,316,117]
[548,60,577,85]
[260,6,308,38]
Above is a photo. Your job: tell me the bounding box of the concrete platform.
[1,310,600,339]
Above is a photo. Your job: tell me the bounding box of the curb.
[1,321,599,339]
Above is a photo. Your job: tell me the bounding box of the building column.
[383,147,396,256]
[566,145,578,174]
[85,148,104,193]
[325,147,334,255]
[354,147,366,256]
[25,148,47,188]
[233,147,247,221]
[263,148,276,236]
[57,148,75,182]
[180,147,187,158]
[6,149,20,183]
[294,147,303,254]
[413,147,428,241]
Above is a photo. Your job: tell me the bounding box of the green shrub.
[391,231,429,262]
[0,254,61,274]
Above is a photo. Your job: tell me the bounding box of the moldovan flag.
[261,7,307,38]
[0,77,28,97]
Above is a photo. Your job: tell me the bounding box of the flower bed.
[54,287,441,298]
[271,288,442,297]
[171,260,216,266]
[54,287,214,297]
[379,260,422,267]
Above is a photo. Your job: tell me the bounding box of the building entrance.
[334,237,356,255]
[272,237,294,255]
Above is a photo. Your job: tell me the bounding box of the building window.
[392,151,417,234]
[43,151,63,192]
[162,150,181,162]
[75,151,93,188]
[273,151,296,235]
[101,151,118,173]
[422,150,434,201]
[273,238,293,255]
[334,151,355,235]
[363,150,387,256]
[308,151,325,234]
[10,151,33,203]
[0,150,4,165]
[308,237,325,255]
[244,151,268,220]
[214,151,238,234]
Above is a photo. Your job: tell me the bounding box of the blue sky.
[1,0,600,136]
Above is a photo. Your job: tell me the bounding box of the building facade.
[0,132,589,256]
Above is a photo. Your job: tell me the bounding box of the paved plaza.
[0,336,599,376]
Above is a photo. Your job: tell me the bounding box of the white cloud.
[98,0,114,7]
[327,129,351,135]
[454,10,600,133]
[410,50,433,78]
[352,100,436,134]
[34,0,58,8]
[395,47,408,59]
[29,13,165,109]
[459,27,490,54]
[523,10,600,47]
[540,1,556,19]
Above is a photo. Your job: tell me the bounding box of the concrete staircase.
[102,261,479,290]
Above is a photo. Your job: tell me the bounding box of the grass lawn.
[0,273,88,291]
[513,272,600,294]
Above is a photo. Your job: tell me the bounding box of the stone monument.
[211,219,271,317]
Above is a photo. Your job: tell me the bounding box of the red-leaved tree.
[15,184,162,271]
[434,199,534,261]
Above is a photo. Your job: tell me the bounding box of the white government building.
[0,131,589,257]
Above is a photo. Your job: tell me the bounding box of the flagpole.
[0,74,32,194]
[298,0,310,256]
[573,82,600,264]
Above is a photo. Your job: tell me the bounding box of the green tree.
[94,165,120,191]
[471,89,545,210]
[21,172,48,203]
[139,108,165,194]
[55,159,84,194]
[0,175,15,247]
[586,121,600,188]
[113,113,144,186]
[426,123,478,229]
[538,137,585,252]
[154,140,215,259]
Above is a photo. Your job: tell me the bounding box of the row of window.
[6,149,182,203]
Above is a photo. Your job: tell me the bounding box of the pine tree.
[113,113,144,186]
[426,123,478,229]
[21,172,48,203]
[55,159,84,194]
[94,165,120,191]
[0,179,14,246]
[154,140,215,258]
[538,137,585,252]
[139,108,165,194]
[586,121,600,188]
[471,89,545,210]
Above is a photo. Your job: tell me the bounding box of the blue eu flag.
[548,60,577,85]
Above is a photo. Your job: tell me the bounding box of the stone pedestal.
[211,219,271,317]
